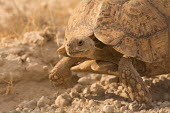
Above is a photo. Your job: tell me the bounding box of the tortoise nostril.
[67,44,70,47]
[78,40,84,46]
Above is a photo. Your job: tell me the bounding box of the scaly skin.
[118,57,152,110]
[49,57,85,88]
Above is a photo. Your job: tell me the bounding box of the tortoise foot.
[49,57,81,88]
[118,57,152,109]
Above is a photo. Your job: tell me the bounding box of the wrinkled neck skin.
[89,46,122,64]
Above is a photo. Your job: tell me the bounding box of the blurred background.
[0,0,80,39]
[0,0,81,112]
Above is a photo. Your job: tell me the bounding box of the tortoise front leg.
[118,57,152,110]
[71,60,120,76]
[49,57,85,88]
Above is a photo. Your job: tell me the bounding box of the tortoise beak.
[57,45,68,56]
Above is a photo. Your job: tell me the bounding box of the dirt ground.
[0,0,79,112]
[0,0,170,113]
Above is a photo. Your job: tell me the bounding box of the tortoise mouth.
[68,50,88,56]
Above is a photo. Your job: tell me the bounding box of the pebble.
[78,77,91,85]
[83,87,91,95]
[55,93,72,107]
[123,110,133,113]
[78,76,96,85]
[120,106,127,112]
[90,74,102,81]
[27,99,37,109]
[105,76,119,85]
[69,91,80,98]
[22,108,29,112]
[49,104,57,110]
[15,108,21,112]
[81,108,90,113]
[118,86,123,90]
[128,102,139,111]
[88,100,97,106]
[102,105,114,113]
[71,84,83,93]
[90,83,105,96]
[113,100,121,108]
[18,100,29,109]
[37,96,51,108]
[157,101,163,106]
[55,108,65,113]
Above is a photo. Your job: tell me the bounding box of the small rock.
[23,108,29,112]
[120,106,127,112]
[37,96,51,108]
[90,107,97,112]
[81,108,90,113]
[90,74,102,81]
[55,93,72,107]
[69,91,80,98]
[88,100,97,106]
[31,107,40,112]
[71,84,83,93]
[128,102,139,111]
[50,104,58,110]
[157,101,163,106]
[108,83,118,89]
[119,92,128,98]
[100,75,118,86]
[27,99,37,109]
[113,100,121,108]
[78,76,96,85]
[78,99,86,107]
[55,108,65,113]
[18,100,29,109]
[118,86,123,90]
[123,110,133,113]
[15,108,21,112]
[83,87,91,95]
[90,83,105,96]
[52,92,60,99]
[105,76,119,85]
[102,105,114,113]
[139,109,147,113]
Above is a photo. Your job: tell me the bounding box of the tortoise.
[49,0,170,110]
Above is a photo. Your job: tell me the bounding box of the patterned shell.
[65,0,170,63]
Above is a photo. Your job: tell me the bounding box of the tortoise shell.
[65,0,170,63]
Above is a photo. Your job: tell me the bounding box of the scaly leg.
[71,60,119,76]
[49,57,85,88]
[118,57,152,110]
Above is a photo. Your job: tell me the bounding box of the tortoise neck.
[90,46,121,64]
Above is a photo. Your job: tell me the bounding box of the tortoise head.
[65,36,95,58]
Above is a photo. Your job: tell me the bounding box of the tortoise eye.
[78,40,84,46]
